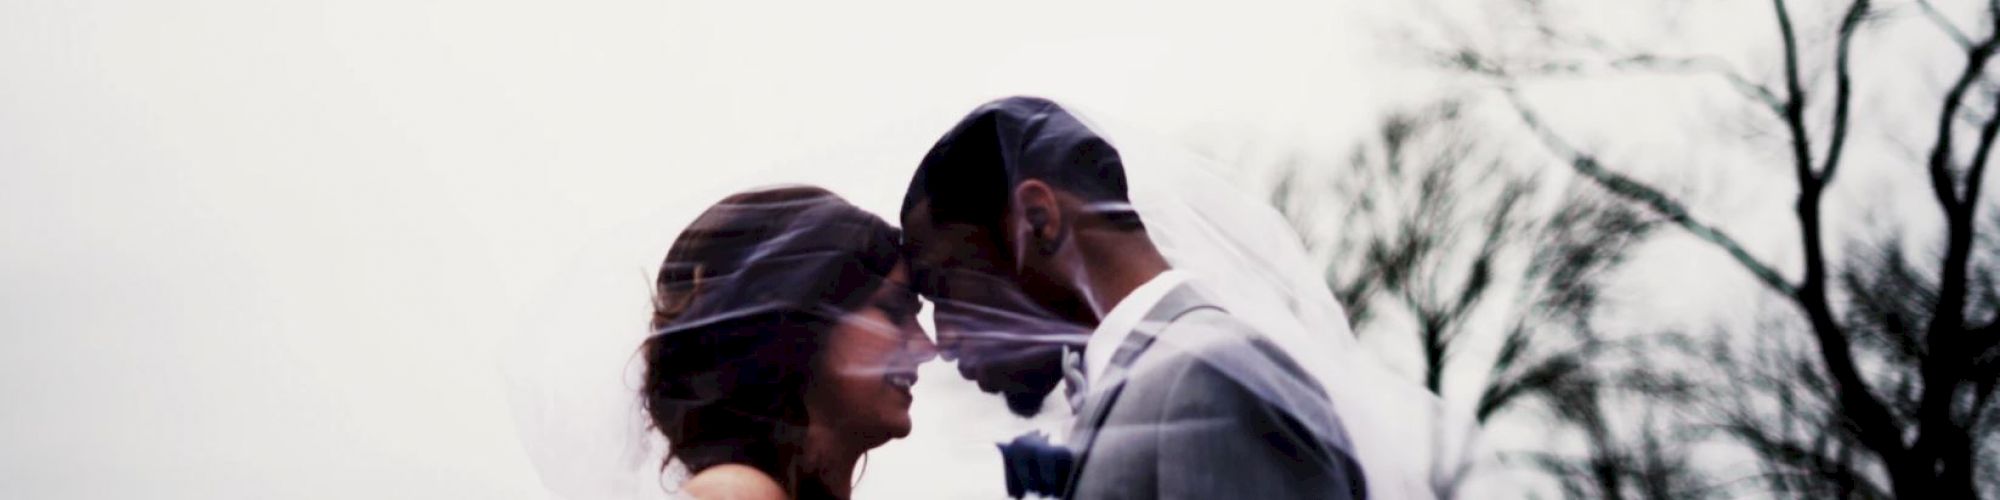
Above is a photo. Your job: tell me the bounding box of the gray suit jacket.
[1064,283,1365,500]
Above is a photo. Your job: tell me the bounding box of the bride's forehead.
[881,262,910,282]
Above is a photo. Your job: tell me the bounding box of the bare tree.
[1274,99,1535,394]
[1429,0,2000,496]
[1274,100,1715,498]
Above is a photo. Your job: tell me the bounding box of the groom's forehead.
[907,223,991,260]
[904,223,1008,275]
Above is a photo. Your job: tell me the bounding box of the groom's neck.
[1076,231,1171,321]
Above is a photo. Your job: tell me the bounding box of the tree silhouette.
[1426,0,2000,496]
[1273,100,1712,497]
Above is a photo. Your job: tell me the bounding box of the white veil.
[501,213,684,500]
[501,99,1488,500]
[1069,106,1484,500]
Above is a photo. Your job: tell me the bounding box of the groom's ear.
[1012,179,1065,254]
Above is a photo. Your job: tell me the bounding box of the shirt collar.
[1082,269,1188,383]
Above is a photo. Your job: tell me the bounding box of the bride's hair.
[641,185,902,500]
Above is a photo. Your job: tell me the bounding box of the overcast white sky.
[3,0,1983,498]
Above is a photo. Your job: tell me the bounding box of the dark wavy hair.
[641,186,902,500]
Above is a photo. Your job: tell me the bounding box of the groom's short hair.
[902,96,1142,232]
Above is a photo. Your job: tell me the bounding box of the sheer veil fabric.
[504,232,679,500]
[503,101,1489,500]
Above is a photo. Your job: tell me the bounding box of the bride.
[638,186,935,499]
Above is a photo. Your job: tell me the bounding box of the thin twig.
[1608,54,1787,115]
[1918,0,1976,49]
[1820,0,1872,186]
[1502,89,1799,298]
[1460,49,1788,116]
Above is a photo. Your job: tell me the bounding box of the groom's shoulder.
[1127,309,1348,449]
[1150,309,1297,370]
[1137,309,1320,399]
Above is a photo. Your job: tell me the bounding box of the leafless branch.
[1912,3,2000,483]
[1968,94,2000,215]
[1607,54,1787,114]
[1918,0,1976,49]
[1923,78,2000,462]
[1774,0,1819,183]
[1503,89,1800,298]
[1718,421,1892,499]
[1820,0,1872,186]
[1924,19,2000,211]
[1450,45,1788,117]
[1769,0,1913,477]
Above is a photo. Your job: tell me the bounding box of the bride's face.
[807,264,936,442]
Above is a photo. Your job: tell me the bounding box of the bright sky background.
[2,0,1979,498]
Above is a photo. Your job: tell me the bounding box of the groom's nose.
[932,326,963,361]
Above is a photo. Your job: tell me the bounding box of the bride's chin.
[885,415,913,439]
[846,414,913,446]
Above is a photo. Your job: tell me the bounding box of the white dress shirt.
[1080,270,1188,385]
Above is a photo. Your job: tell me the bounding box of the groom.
[901,96,1366,499]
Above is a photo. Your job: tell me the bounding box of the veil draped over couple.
[507,97,1487,499]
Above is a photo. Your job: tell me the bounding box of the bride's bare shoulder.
[683,463,787,500]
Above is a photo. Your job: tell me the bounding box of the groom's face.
[903,202,1083,416]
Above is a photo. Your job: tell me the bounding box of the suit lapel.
[1062,283,1218,498]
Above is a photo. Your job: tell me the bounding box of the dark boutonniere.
[996,431,1074,498]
